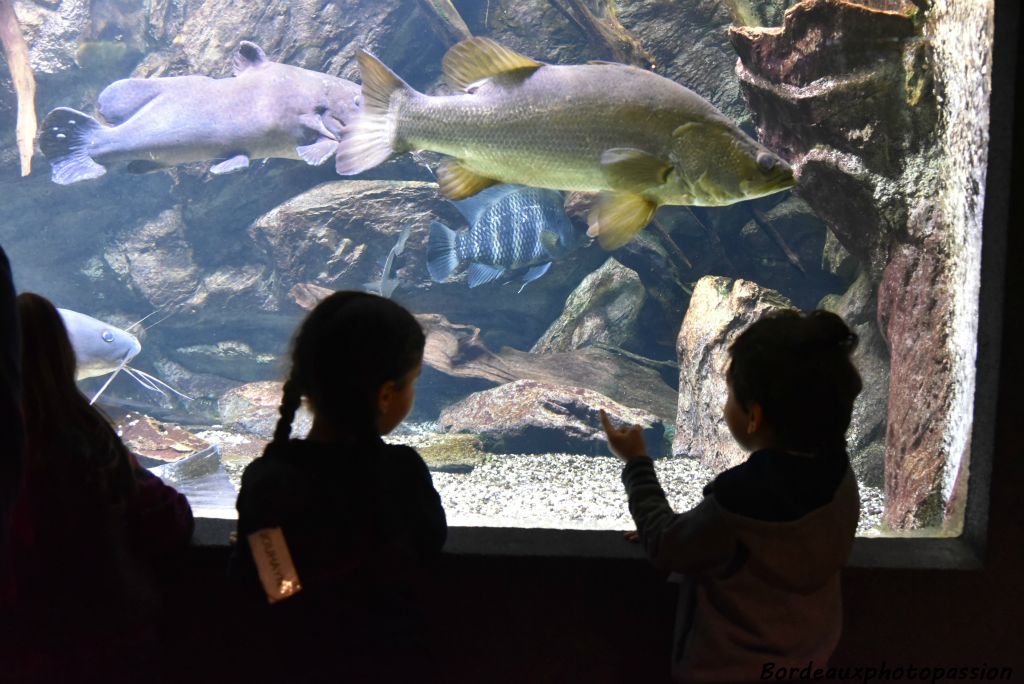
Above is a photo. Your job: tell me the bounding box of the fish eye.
[101,330,115,343]
[756,152,779,172]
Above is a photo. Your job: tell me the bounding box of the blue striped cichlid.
[427,184,577,292]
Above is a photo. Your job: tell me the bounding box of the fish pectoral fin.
[126,160,168,174]
[518,262,552,292]
[299,113,338,141]
[467,263,505,288]
[600,148,673,192]
[539,229,560,256]
[209,154,251,175]
[443,37,543,92]
[233,41,269,75]
[587,192,658,250]
[296,138,340,166]
[436,160,500,200]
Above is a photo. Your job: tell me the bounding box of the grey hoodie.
[622,449,859,683]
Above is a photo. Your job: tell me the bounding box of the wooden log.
[0,0,36,176]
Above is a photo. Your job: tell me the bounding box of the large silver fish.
[336,37,795,249]
[38,42,361,184]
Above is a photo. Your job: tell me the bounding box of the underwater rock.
[820,270,889,489]
[170,339,280,382]
[248,179,441,299]
[735,194,832,296]
[218,381,311,441]
[138,0,450,87]
[613,0,751,124]
[732,0,991,528]
[821,230,858,283]
[439,379,666,457]
[147,444,238,516]
[531,258,644,354]
[113,411,211,465]
[104,206,201,309]
[674,276,792,471]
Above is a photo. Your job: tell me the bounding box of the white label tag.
[248,527,303,604]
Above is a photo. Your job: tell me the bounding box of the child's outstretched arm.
[599,409,649,462]
[600,410,736,574]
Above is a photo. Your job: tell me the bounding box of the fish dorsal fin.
[233,41,269,75]
[443,38,543,92]
[451,183,523,226]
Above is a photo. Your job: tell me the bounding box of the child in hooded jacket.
[601,309,862,683]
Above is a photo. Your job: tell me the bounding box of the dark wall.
[161,11,1023,684]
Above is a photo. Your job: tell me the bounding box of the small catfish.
[38,41,360,184]
[427,184,577,292]
[364,223,413,298]
[336,37,795,249]
[59,308,190,405]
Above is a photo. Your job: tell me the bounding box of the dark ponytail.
[728,309,862,453]
[271,291,425,444]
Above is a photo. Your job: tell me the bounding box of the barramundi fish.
[59,308,190,405]
[427,183,578,292]
[39,41,361,185]
[335,37,795,250]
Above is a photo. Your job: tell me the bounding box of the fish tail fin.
[427,221,460,282]
[38,108,107,185]
[336,50,414,176]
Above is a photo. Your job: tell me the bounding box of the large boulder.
[218,381,312,440]
[440,379,666,457]
[674,276,792,471]
[731,0,992,528]
[531,258,645,354]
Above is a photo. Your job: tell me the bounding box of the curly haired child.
[601,309,863,683]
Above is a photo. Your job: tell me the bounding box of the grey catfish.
[59,307,189,404]
[336,37,795,249]
[38,41,361,184]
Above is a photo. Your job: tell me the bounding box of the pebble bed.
[429,453,884,534]
[388,422,886,534]
[198,422,885,534]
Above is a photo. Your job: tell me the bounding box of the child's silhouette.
[601,309,862,683]
[231,291,446,683]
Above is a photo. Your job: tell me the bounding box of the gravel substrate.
[388,423,885,534]
[190,422,886,534]
[430,452,884,534]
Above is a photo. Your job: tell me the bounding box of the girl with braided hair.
[601,309,862,683]
[231,291,446,682]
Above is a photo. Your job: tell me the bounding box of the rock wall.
[731,0,991,528]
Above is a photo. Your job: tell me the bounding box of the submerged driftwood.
[0,0,35,176]
[286,286,677,422]
[418,312,677,423]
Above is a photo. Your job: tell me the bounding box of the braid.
[273,378,303,445]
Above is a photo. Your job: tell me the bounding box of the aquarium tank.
[0,0,1000,538]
